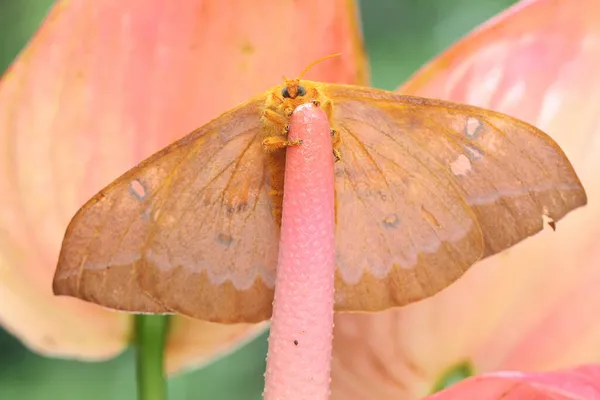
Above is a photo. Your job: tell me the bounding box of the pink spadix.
[263,103,336,400]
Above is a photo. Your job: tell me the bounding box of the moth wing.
[54,97,279,322]
[325,84,587,311]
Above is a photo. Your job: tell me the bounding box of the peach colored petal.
[0,251,130,360]
[164,318,267,374]
[331,0,600,399]
[0,0,366,361]
[426,364,600,400]
[401,0,600,172]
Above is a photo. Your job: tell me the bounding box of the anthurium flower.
[331,0,600,398]
[426,364,600,399]
[0,0,366,372]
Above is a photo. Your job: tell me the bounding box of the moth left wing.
[54,97,280,322]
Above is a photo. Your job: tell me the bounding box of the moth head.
[281,78,306,99]
[274,79,328,113]
[280,53,341,99]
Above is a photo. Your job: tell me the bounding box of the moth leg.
[263,109,290,135]
[331,127,342,162]
[263,136,303,151]
[321,99,334,119]
[269,93,285,106]
[333,148,342,163]
[331,127,342,145]
[262,108,300,150]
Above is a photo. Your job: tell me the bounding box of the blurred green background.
[0,1,518,399]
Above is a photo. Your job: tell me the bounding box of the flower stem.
[134,315,170,400]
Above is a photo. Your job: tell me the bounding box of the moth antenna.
[281,54,341,99]
[297,53,342,80]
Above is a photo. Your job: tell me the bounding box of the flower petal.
[0,0,367,361]
[332,0,600,398]
[164,318,268,375]
[425,364,600,400]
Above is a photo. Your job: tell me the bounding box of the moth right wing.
[324,83,586,312]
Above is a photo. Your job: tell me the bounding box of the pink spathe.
[0,0,365,369]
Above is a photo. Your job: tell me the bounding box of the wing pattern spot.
[465,116,484,138]
[382,213,400,229]
[217,233,234,246]
[129,179,148,201]
[450,154,472,177]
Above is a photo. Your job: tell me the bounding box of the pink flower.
[428,364,600,399]
[331,0,600,398]
[0,0,365,373]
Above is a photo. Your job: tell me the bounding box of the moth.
[53,58,587,323]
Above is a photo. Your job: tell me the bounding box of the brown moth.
[53,58,587,323]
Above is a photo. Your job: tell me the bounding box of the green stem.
[431,360,474,394]
[134,315,170,400]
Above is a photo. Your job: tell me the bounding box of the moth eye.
[281,85,307,98]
